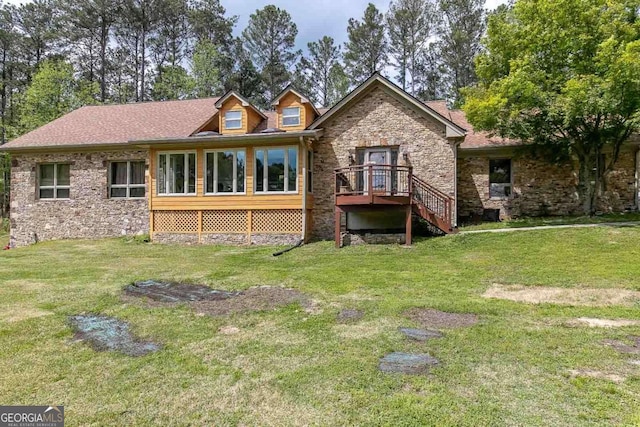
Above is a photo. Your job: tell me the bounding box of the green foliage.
[242,5,300,106]
[463,0,640,214]
[190,39,221,98]
[296,36,342,107]
[344,3,388,85]
[151,65,194,101]
[19,59,99,133]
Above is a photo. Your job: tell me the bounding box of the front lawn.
[1,228,640,425]
[459,211,640,231]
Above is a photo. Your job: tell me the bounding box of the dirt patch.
[566,318,640,328]
[336,309,363,323]
[568,369,625,384]
[404,308,478,329]
[379,352,439,374]
[193,286,309,316]
[483,284,640,307]
[398,327,443,341]
[603,336,640,355]
[124,280,239,303]
[69,314,160,356]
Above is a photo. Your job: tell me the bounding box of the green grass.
[459,212,640,231]
[1,229,640,425]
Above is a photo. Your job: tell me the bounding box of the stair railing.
[411,175,453,230]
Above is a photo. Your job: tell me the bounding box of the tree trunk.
[575,152,597,216]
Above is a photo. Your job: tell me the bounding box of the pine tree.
[437,0,485,105]
[242,5,300,106]
[191,39,221,97]
[343,3,387,85]
[297,36,341,107]
[387,0,436,94]
[225,37,263,104]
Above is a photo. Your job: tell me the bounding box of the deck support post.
[335,207,341,248]
[405,204,412,246]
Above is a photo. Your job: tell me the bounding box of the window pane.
[40,164,55,187]
[130,162,145,185]
[288,147,297,192]
[282,107,300,126]
[158,154,166,193]
[490,183,511,198]
[217,151,234,193]
[130,187,145,198]
[489,159,511,184]
[56,188,70,199]
[225,111,242,129]
[255,150,264,192]
[188,153,196,193]
[57,164,70,186]
[267,148,285,192]
[169,154,185,193]
[236,150,245,192]
[205,152,215,193]
[111,162,128,185]
[39,188,54,199]
[110,187,127,198]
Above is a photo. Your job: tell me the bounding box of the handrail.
[410,175,452,229]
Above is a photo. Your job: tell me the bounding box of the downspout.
[453,138,463,228]
[300,136,307,242]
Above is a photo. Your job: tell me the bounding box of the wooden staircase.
[410,175,455,234]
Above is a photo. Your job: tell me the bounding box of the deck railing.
[411,175,453,229]
[334,164,412,197]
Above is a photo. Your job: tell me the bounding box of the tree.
[387,0,436,94]
[414,43,446,101]
[191,39,221,97]
[19,59,98,132]
[326,63,350,107]
[14,0,60,68]
[297,36,341,107]
[344,3,387,85]
[151,64,193,100]
[463,0,640,215]
[242,5,299,106]
[437,0,485,105]
[225,37,263,104]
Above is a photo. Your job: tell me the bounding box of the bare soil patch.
[566,318,640,328]
[483,284,640,307]
[603,336,640,355]
[568,369,625,384]
[69,314,160,356]
[379,352,439,374]
[336,309,364,324]
[194,286,308,316]
[404,308,478,329]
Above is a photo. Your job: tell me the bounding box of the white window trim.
[254,146,299,194]
[282,107,301,127]
[204,149,247,195]
[38,163,70,200]
[225,110,243,130]
[109,160,146,199]
[156,150,197,196]
[489,158,513,200]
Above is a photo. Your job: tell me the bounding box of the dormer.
[271,85,320,131]
[214,91,267,135]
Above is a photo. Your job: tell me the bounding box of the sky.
[3,0,508,52]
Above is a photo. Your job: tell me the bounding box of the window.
[39,163,70,199]
[110,161,145,198]
[489,159,512,198]
[254,147,298,193]
[307,150,313,193]
[282,107,301,127]
[205,149,246,194]
[225,110,242,130]
[157,152,196,195]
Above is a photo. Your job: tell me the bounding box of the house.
[3,73,639,248]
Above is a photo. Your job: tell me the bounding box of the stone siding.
[152,233,300,246]
[250,234,301,246]
[312,86,457,240]
[457,148,638,220]
[10,150,149,247]
[342,232,406,246]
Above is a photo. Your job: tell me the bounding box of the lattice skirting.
[151,209,305,240]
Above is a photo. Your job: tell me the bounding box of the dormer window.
[282,107,301,127]
[225,110,242,130]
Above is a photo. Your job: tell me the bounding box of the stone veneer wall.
[153,233,301,245]
[312,86,457,240]
[457,148,638,220]
[10,150,149,247]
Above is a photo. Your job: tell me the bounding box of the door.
[364,148,391,194]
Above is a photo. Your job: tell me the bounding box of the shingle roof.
[425,100,515,149]
[3,97,221,149]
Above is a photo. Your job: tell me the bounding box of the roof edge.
[214,90,267,120]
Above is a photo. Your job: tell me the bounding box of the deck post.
[405,204,412,246]
[334,207,341,248]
